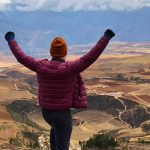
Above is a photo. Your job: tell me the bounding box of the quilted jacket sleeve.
[69,36,109,74]
[8,40,39,72]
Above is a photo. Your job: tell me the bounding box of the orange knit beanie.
[50,37,67,58]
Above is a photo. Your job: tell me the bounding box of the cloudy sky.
[0,0,150,12]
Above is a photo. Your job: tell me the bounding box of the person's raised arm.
[5,31,39,72]
[68,29,115,74]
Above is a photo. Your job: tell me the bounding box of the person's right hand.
[5,31,15,42]
[104,29,115,40]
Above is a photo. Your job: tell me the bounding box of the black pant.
[42,109,72,150]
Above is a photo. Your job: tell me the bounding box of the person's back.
[5,29,115,150]
[36,58,87,110]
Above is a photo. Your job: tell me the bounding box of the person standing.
[5,29,115,150]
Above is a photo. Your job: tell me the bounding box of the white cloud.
[0,0,11,4]
[0,0,11,11]
[0,0,150,11]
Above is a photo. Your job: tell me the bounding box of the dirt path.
[14,83,22,91]
[78,121,94,132]
[117,98,133,128]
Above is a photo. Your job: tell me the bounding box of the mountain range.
[0,8,150,54]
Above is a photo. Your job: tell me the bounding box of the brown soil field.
[0,106,19,145]
[137,95,150,104]
[0,106,12,121]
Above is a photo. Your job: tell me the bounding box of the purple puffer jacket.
[8,36,109,110]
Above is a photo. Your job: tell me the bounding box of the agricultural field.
[0,41,150,149]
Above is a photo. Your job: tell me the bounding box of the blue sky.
[0,0,150,12]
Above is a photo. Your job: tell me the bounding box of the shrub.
[79,131,119,149]
[141,120,150,134]
[137,138,150,144]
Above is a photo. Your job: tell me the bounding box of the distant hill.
[0,8,150,54]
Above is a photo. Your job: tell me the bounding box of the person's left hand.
[5,31,15,41]
[104,29,115,40]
